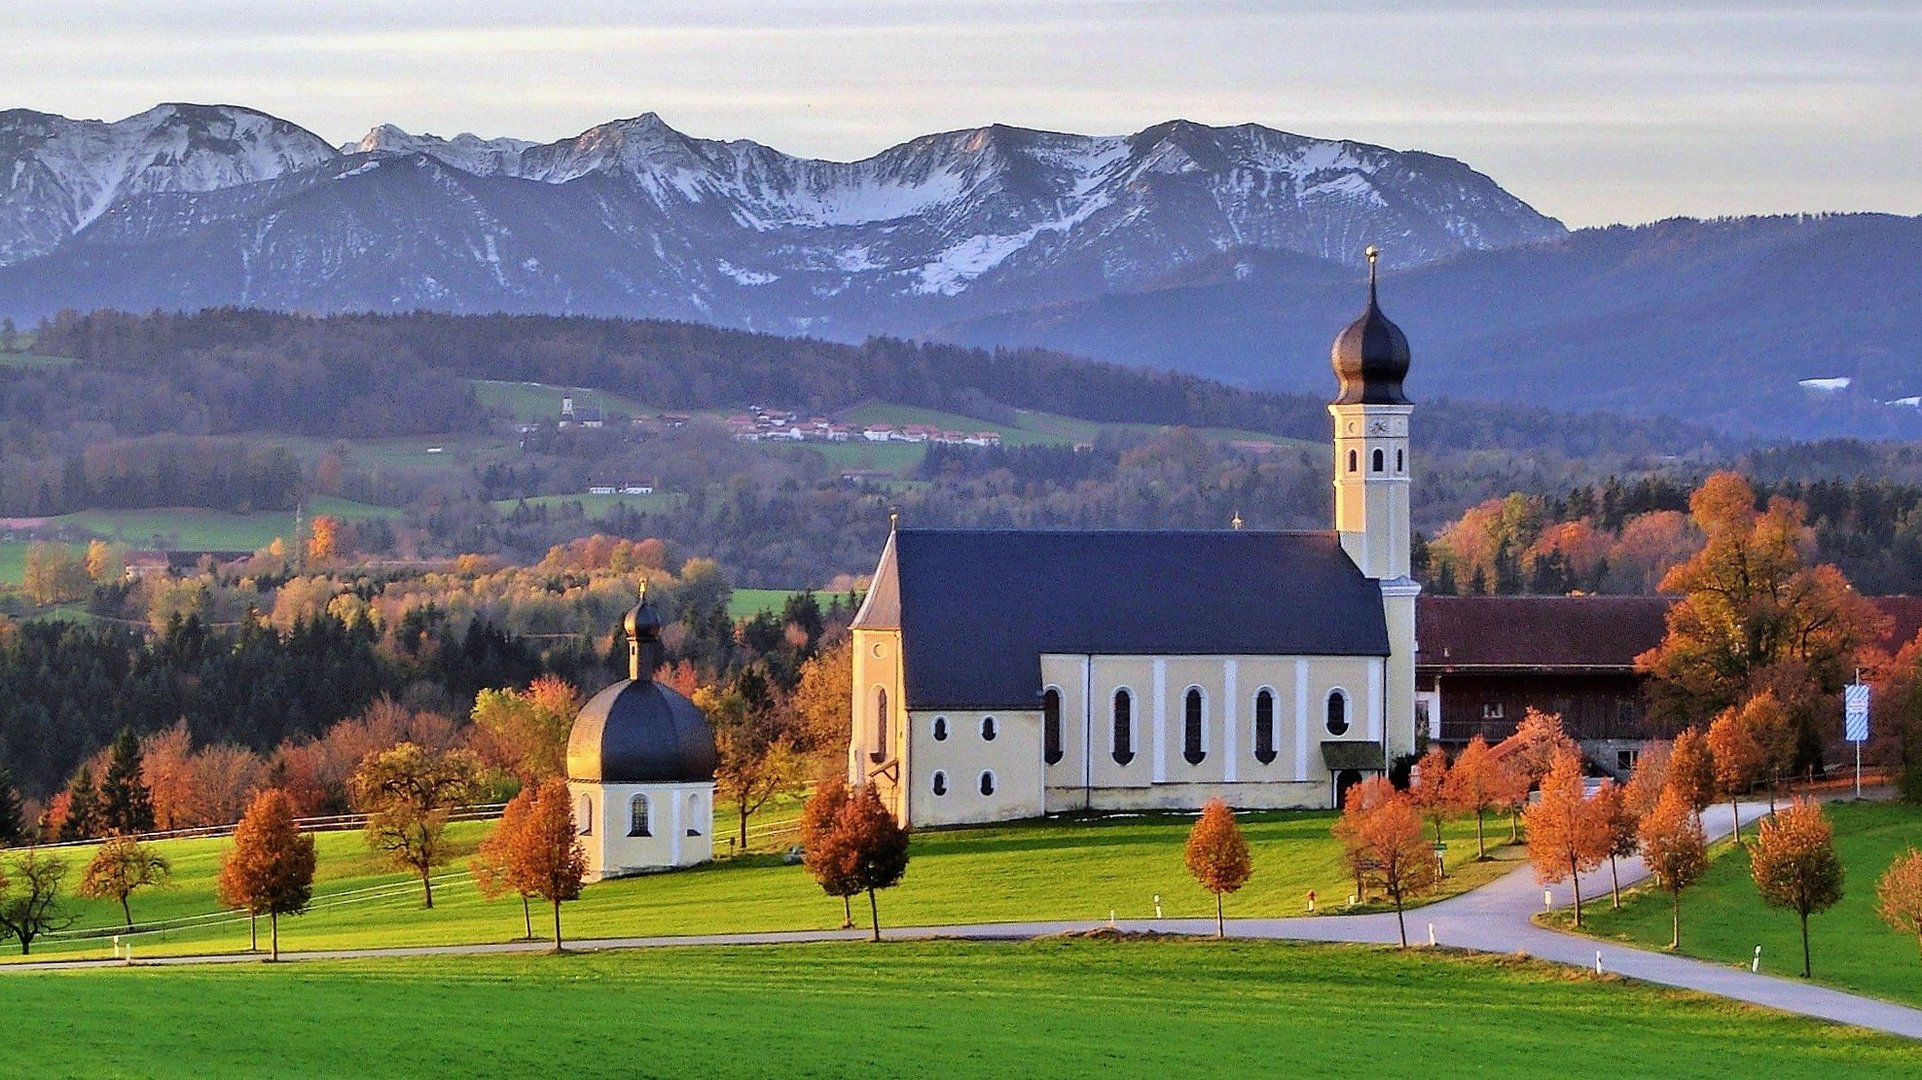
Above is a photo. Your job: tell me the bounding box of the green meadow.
[13,941,1914,1079]
[15,811,1519,964]
[1565,801,1922,1007]
[471,379,652,423]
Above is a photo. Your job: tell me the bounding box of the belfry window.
[1372,448,1385,473]
[1396,449,1404,473]
[1183,687,1206,765]
[1347,449,1358,473]
[628,794,651,837]
[871,687,888,763]
[1112,689,1135,765]
[1326,690,1350,736]
[1254,690,1277,764]
[1043,688,1063,765]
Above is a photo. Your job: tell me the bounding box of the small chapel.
[566,587,719,880]
[847,250,1421,827]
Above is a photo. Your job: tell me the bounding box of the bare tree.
[0,849,75,955]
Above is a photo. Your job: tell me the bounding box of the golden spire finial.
[1365,245,1380,302]
[1231,511,1244,531]
[889,508,899,532]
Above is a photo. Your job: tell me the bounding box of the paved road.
[15,798,1922,1042]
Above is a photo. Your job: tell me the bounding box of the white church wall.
[568,779,714,882]
[907,709,1044,827]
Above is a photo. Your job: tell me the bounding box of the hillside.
[935,215,1922,440]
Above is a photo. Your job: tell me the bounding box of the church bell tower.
[1329,246,1419,761]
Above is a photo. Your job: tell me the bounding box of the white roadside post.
[1845,681,1871,799]
[1752,945,1763,973]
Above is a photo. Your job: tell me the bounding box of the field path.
[14,799,1922,1041]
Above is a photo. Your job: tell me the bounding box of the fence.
[35,803,508,850]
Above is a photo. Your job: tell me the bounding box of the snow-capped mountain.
[0,105,1567,334]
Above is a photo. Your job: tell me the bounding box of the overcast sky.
[3,1,1916,227]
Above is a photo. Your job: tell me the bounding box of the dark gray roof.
[567,679,717,784]
[1330,276,1412,406]
[856,529,1390,709]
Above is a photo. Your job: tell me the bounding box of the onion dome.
[1330,246,1412,406]
[565,584,716,784]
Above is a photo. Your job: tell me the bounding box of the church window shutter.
[1254,689,1277,765]
[1043,688,1063,766]
[1183,687,1206,765]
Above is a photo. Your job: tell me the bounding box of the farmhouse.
[848,251,1419,825]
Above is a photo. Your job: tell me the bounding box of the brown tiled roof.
[1418,595,1672,671]
[1419,594,1922,672]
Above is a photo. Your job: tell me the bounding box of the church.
[848,250,1421,827]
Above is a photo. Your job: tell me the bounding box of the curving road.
[13,798,1922,1041]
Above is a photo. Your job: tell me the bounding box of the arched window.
[577,793,593,836]
[932,770,949,797]
[932,716,948,741]
[1347,448,1358,473]
[979,771,996,796]
[870,687,889,763]
[1326,689,1350,736]
[980,716,997,741]
[628,793,652,837]
[1254,689,1277,764]
[1396,448,1404,473]
[686,792,703,837]
[1183,687,1205,765]
[1112,689,1135,765]
[1372,448,1385,473]
[1043,688,1063,766]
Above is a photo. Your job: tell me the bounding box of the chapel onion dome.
[1330,245,1412,406]
[566,585,717,784]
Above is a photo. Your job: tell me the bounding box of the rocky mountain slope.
[0,104,1565,332]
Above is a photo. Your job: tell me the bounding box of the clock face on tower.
[1368,419,1388,435]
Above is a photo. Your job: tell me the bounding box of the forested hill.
[26,308,1720,458]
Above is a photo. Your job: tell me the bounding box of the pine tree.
[60,766,99,841]
[98,728,155,835]
[0,766,24,847]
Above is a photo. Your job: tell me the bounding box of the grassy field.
[0,350,74,370]
[12,941,1914,1078]
[492,492,683,516]
[1565,800,1922,1007]
[39,497,402,555]
[16,811,1520,964]
[727,586,808,620]
[471,379,652,423]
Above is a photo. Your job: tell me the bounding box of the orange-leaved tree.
[508,779,587,951]
[216,789,316,961]
[800,776,859,929]
[1750,798,1845,978]
[1637,784,1708,949]
[1445,735,1501,859]
[349,742,483,909]
[1591,780,1639,909]
[1623,739,1672,820]
[1706,705,1766,841]
[1332,776,1397,902]
[471,786,537,940]
[1355,790,1437,948]
[840,783,910,942]
[1667,727,1717,816]
[1875,848,1922,962]
[1409,746,1454,865]
[470,676,581,785]
[1185,797,1253,938]
[1524,748,1607,927]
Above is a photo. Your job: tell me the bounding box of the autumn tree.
[1410,746,1455,852]
[1444,736,1501,859]
[472,787,538,940]
[1503,708,1578,789]
[1638,785,1709,949]
[1749,798,1845,978]
[97,728,155,835]
[0,849,74,954]
[306,514,340,563]
[1622,739,1672,820]
[79,835,171,929]
[1524,748,1608,927]
[21,542,91,605]
[1637,472,1884,768]
[507,779,587,951]
[789,638,853,772]
[697,673,805,851]
[1736,690,1796,812]
[800,776,860,929]
[1332,776,1397,901]
[1185,798,1253,938]
[1707,705,1766,840]
[349,742,483,908]
[1667,727,1717,815]
[1340,789,1436,948]
[1875,849,1922,962]
[217,789,316,961]
[470,675,582,783]
[84,540,126,584]
[1592,780,1639,908]
[840,783,910,942]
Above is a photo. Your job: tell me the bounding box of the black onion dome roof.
[1330,254,1412,406]
[567,679,717,784]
